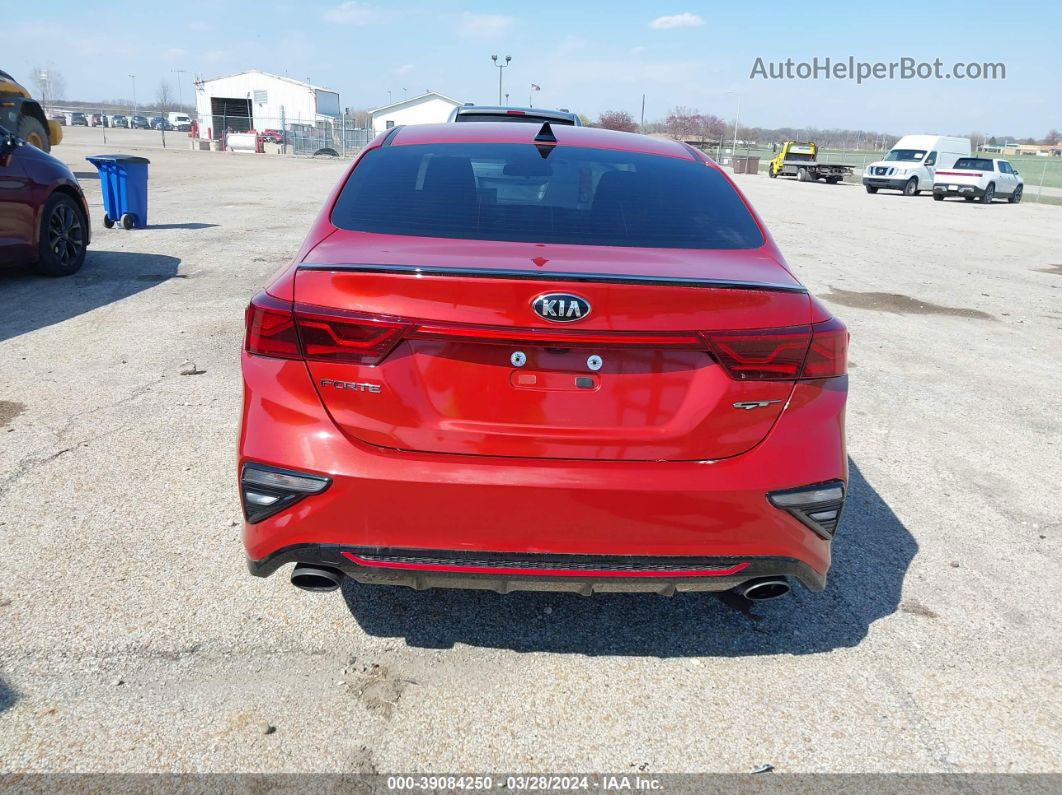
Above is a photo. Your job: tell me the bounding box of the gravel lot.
[1,127,1060,774]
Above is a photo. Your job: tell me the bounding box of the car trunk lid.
[292,233,812,462]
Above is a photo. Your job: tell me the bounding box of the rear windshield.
[952,157,994,170]
[331,143,764,249]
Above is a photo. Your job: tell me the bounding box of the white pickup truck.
[932,157,1024,204]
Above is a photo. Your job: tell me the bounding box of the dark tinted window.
[953,157,995,170]
[331,143,764,249]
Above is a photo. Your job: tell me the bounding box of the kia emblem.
[532,293,591,323]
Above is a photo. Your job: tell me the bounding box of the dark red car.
[0,124,89,275]
[240,122,848,602]
[259,129,288,144]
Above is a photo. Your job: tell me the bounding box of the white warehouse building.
[194,70,340,139]
[370,92,463,135]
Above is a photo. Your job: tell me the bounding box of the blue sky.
[7,0,1060,137]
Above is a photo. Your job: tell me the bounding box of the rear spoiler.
[297,263,807,294]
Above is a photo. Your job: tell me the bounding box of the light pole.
[491,55,511,105]
[727,90,741,158]
[172,69,186,112]
[37,70,50,110]
[129,74,137,113]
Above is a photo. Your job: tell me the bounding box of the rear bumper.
[239,355,848,593]
[933,184,985,197]
[249,545,826,593]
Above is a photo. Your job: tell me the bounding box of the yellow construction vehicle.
[0,68,62,151]
[768,141,850,183]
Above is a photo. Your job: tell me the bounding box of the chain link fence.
[49,106,377,158]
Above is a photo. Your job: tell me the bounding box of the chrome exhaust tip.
[290,564,344,592]
[736,577,791,601]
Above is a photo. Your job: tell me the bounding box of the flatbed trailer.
[768,141,853,183]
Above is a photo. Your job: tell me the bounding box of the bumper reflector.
[767,480,846,539]
[240,464,330,523]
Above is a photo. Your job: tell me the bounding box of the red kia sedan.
[240,122,848,602]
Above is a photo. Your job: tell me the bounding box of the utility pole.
[640,93,645,128]
[491,54,511,105]
[129,74,137,112]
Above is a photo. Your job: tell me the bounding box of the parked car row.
[51,111,193,132]
[861,134,1023,204]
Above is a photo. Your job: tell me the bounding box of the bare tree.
[344,107,372,128]
[696,113,726,142]
[156,81,174,111]
[1044,129,1061,145]
[30,66,66,107]
[596,110,638,132]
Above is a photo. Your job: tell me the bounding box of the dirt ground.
[1,126,1059,774]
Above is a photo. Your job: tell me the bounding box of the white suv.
[932,157,1024,204]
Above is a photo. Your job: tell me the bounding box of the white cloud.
[649,12,704,30]
[393,63,414,77]
[559,35,589,52]
[187,21,213,33]
[458,12,516,40]
[629,45,646,55]
[323,2,379,25]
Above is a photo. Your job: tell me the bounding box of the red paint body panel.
[302,233,803,293]
[240,354,846,576]
[389,122,696,160]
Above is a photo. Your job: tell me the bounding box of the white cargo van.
[862,135,971,196]
[168,112,192,131]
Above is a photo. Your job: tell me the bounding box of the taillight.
[295,306,411,366]
[245,291,300,359]
[702,326,813,380]
[245,294,847,379]
[801,317,848,378]
[701,319,847,381]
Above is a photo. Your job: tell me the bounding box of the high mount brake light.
[244,295,848,379]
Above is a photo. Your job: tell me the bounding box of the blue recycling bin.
[86,154,150,229]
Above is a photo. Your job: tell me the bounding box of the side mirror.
[1013,170,1020,176]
